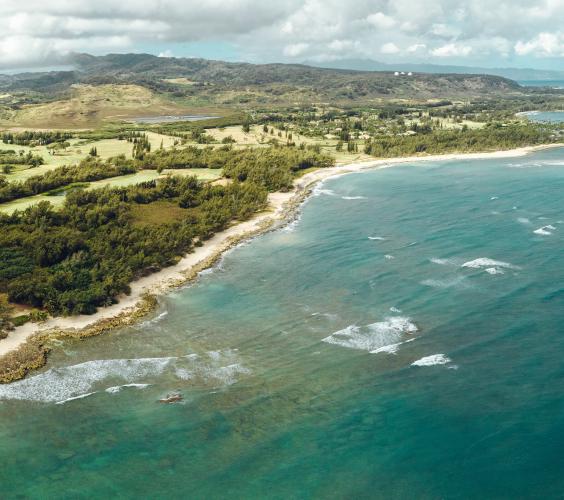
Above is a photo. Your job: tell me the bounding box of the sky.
[1,0,564,71]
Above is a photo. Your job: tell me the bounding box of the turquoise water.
[2,148,564,498]
[522,110,564,122]
[518,80,564,89]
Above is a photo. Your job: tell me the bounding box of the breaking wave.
[461,258,520,270]
[411,354,451,366]
[534,225,556,236]
[0,350,250,404]
[322,317,418,353]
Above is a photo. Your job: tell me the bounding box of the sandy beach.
[0,142,562,362]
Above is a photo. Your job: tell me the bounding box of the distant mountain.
[0,53,549,104]
[304,58,564,83]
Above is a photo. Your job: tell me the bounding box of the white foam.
[461,258,519,270]
[368,236,386,241]
[490,196,499,200]
[411,354,451,366]
[313,187,336,197]
[390,307,402,313]
[384,254,395,260]
[370,338,415,355]
[0,350,250,403]
[55,392,97,405]
[517,217,530,225]
[534,225,555,235]
[323,317,417,352]
[105,383,150,394]
[430,257,461,266]
[485,267,504,275]
[341,196,366,200]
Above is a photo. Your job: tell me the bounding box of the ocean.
[2,147,564,498]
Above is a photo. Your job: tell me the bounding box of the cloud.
[431,43,472,57]
[380,42,400,55]
[515,32,564,57]
[366,12,396,30]
[0,1,563,69]
[283,43,309,57]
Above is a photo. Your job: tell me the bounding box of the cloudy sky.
[2,0,564,71]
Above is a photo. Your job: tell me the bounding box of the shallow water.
[522,110,564,122]
[2,148,564,498]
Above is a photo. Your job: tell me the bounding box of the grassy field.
[0,132,180,182]
[0,84,193,129]
[0,168,222,214]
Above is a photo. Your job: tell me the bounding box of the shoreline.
[1,142,562,382]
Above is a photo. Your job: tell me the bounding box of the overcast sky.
[2,0,564,71]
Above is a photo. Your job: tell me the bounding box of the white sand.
[1,143,562,356]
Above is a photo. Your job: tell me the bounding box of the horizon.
[1,51,564,80]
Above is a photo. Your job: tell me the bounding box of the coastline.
[1,142,562,382]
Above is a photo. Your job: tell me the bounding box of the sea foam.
[0,350,250,404]
[534,225,556,236]
[411,354,451,366]
[322,317,417,353]
[461,258,519,270]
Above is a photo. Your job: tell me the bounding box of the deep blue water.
[2,148,564,498]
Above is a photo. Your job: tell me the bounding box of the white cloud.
[380,42,400,55]
[515,32,564,57]
[283,43,309,57]
[407,43,426,53]
[366,12,396,30]
[431,43,472,57]
[0,1,563,69]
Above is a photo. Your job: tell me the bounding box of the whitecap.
[390,307,402,313]
[341,196,367,200]
[517,217,530,225]
[490,196,499,200]
[322,317,417,352]
[370,338,415,355]
[384,254,395,260]
[411,354,451,366]
[368,236,386,241]
[534,226,554,235]
[485,267,504,275]
[105,383,150,394]
[55,392,97,405]
[461,258,519,270]
[0,351,250,403]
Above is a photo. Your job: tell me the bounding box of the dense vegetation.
[138,145,334,190]
[1,131,73,146]
[364,123,562,157]
[0,177,267,315]
[221,147,334,191]
[0,156,135,203]
[0,150,44,168]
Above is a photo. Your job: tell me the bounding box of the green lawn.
[0,168,223,214]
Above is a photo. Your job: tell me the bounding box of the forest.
[0,177,267,315]
[0,145,334,317]
[364,123,562,157]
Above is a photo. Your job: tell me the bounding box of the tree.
[89,146,98,157]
